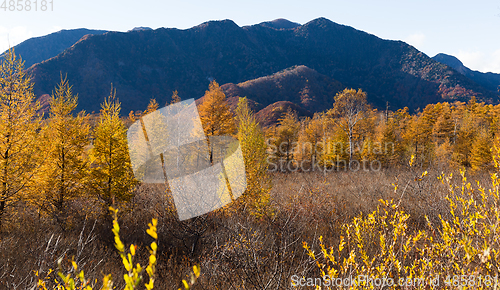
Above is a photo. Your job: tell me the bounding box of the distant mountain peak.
[128,27,152,32]
[258,18,301,29]
[433,53,500,93]
[221,65,344,114]
[1,28,108,68]
[297,17,359,36]
[194,19,240,30]
[433,53,465,72]
[26,17,499,115]
[304,17,336,27]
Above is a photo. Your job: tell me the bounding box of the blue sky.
[1,0,500,73]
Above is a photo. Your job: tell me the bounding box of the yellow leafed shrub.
[304,156,500,289]
[36,207,200,290]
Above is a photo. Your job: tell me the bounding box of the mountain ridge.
[1,28,108,68]
[221,65,344,113]
[432,53,500,94]
[23,18,499,115]
[255,18,301,30]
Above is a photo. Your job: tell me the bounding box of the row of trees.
[268,88,500,172]
[0,51,137,230]
[198,81,271,217]
[3,46,497,229]
[0,50,271,229]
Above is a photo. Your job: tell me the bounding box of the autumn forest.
[2,42,500,290]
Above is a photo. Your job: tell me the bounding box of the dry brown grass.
[0,167,489,289]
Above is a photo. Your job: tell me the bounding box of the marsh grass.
[0,166,493,289]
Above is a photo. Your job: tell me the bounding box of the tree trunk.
[0,199,5,230]
[348,129,353,162]
[1,144,9,231]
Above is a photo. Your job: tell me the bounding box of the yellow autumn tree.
[170,90,181,105]
[357,109,378,163]
[432,104,456,168]
[89,88,137,211]
[235,97,271,217]
[296,113,331,167]
[198,80,236,137]
[470,128,493,172]
[272,108,300,168]
[129,98,159,123]
[402,108,435,167]
[452,103,479,168]
[374,117,399,167]
[198,81,236,165]
[0,49,42,229]
[330,88,368,162]
[433,103,456,145]
[34,77,90,227]
[322,124,349,169]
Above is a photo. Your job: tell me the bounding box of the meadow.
[1,165,497,289]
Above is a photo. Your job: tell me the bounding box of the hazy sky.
[1,0,499,73]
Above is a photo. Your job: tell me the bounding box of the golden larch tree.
[374,117,399,167]
[470,128,493,172]
[273,108,300,164]
[452,104,478,168]
[432,103,456,144]
[296,113,329,165]
[235,97,271,217]
[198,80,236,137]
[34,77,90,227]
[89,89,137,211]
[0,50,42,229]
[402,107,436,166]
[170,90,181,105]
[322,124,349,169]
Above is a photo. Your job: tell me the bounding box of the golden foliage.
[32,76,90,227]
[235,97,272,217]
[0,49,42,229]
[198,80,236,137]
[88,88,137,210]
[36,208,200,290]
[304,161,500,289]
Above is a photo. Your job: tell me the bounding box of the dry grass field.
[1,165,495,289]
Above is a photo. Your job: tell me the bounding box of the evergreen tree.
[0,50,42,229]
